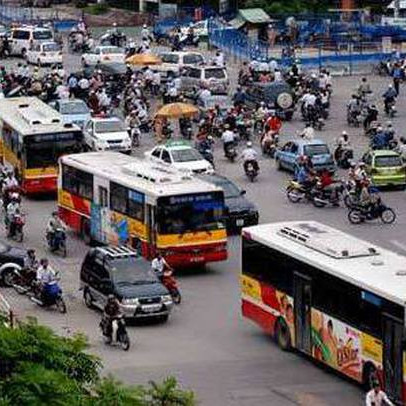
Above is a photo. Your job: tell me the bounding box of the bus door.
[294,272,312,354]
[382,314,403,402]
[146,204,156,259]
[93,177,109,242]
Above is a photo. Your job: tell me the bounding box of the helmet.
[11,193,19,200]
[246,141,252,147]
[143,24,147,28]
[387,121,393,127]
[358,162,366,167]
[349,161,356,168]
[107,294,116,302]
[342,131,347,136]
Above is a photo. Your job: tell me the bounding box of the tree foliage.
[0,319,196,406]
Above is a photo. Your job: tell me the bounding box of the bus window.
[110,183,144,222]
[62,165,93,200]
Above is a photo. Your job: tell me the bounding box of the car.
[145,141,214,174]
[275,139,336,173]
[81,46,126,66]
[155,51,205,80]
[80,246,173,321]
[198,174,259,232]
[10,25,53,57]
[83,117,131,153]
[0,240,30,286]
[181,65,229,94]
[245,81,295,121]
[50,99,91,129]
[26,41,62,66]
[362,149,406,188]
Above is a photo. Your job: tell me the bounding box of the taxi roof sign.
[165,140,191,148]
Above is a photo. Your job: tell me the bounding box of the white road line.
[390,240,406,252]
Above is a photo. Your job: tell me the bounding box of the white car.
[81,46,125,66]
[10,25,53,57]
[145,141,214,174]
[155,51,205,80]
[26,41,62,66]
[83,117,131,154]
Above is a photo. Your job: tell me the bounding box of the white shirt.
[78,78,89,90]
[365,389,393,406]
[151,257,167,273]
[304,94,317,108]
[215,54,225,66]
[274,71,283,81]
[36,266,56,284]
[397,143,406,159]
[269,60,278,71]
[221,130,235,143]
[199,88,211,101]
[241,147,258,161]
[301,126,315,140]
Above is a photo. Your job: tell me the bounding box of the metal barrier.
[0,293,14,329]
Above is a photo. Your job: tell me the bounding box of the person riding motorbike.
[364,104,379,131]
[6,193,21,236]
[241,141,259,173]
[103,294,122,343]
[151,252,172,282]
[36,258,57,303]
[382,84,397,115]
[221,125,237,157]
[27,249,38,271]
[335,131,352,163]
[46,211,65,250]
[319,169,339,203]
[365,380,394,406]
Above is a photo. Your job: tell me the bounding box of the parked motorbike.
[348,200,396,225]
[162,271,181,304]
[47,228,67,257]
[100,315,130,351]
[30,279,67,313]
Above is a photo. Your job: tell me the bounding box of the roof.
[243,221,406,306]
[371,149,401,156]
[60,152,222,200]
[238,8,271,24]
[0,97,81,136]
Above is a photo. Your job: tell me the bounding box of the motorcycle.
[311,181,342,208]
[261,133,279,158]
[162,271,181,304]
[244,161,259,182]
[130,126,141,148]
[47,228,67,257]
[100,315,130,351]
[286,180,313,204]
[334,146,354,169]
[346,109,361,127]
[30,279,67,313]
[348,200,396,225]
[225,143,237,163]
[7,266,37,295]
[6,213,25,242]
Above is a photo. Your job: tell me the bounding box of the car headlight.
[122,298,139,305]
[162,295,172,303]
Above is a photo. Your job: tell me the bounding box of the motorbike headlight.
[162,295,172,303]
[122,297,139,305]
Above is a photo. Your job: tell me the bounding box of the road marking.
[390,240,406,252]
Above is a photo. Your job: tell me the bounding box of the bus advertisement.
[241,221,406,404]
[0,97,83,194]
[58,152,228,267]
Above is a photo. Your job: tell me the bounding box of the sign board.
[382,36,392,54]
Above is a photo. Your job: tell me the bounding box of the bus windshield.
[157,192,225,235]
[24,132,83,169]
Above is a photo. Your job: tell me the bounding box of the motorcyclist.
[382,84,397,115]
[319,168,338,203]
[36,258,56,302]
[241,141,259,173]
[221,124,237,157]
[6,193,20,236]
[365,380,394,406]
[364,104,379,131]
[46,211,65,250]
[371,126,387,149]
[103,294,122,343]
[347,94,361,122]
[335,131,351,162]
[151,252,172,281]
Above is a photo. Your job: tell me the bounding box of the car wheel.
[2,267,17,287]
[84,289,94,309]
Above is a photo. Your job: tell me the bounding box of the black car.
[80,246,173,322]
[198,174,259,232]
[245,81,295,121]
[0,240,29,285]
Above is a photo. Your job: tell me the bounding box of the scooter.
[162,271,181,304]
[225,143,237,163]
[30,279,66,313]
[100,315,130,351]
[47,228,67,257]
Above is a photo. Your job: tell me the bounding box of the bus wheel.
[81,219,91,245]
[275,318,291,351]
[362,363,377,390]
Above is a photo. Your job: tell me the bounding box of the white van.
[10,26,53,57]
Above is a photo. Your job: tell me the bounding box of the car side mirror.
[240,190,246,195]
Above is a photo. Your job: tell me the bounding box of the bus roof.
[243,221,406,306]
[60,152,223,198]
[0,97,80,136]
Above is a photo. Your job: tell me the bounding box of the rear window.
[12,30,30,40]
[183,54,204,65]
[303,144,330,157]
[95,120,125,133]
[375,155,402,167]
[43,43,60,52]
[33,30,52,40]
[188,68,201,79]
[204,68,226,80]
[161,54,179,64]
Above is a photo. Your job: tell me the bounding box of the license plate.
[142,304,161,313]
[236,219,244,226]
[191,256,204,262]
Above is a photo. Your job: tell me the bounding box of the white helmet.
[342,131,347,136]
[246,141,253,147]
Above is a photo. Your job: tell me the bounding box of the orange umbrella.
[125,53,162,66]
[155,103,199,119]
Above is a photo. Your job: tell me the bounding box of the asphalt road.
[1,47,406,406]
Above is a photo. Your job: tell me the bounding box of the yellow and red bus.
[0,97,83,194]
[241,221,406,404]
[58,152,228,267]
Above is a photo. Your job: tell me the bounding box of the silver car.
[181,65,229,94]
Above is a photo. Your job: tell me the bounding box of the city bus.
[241,221,406,403]
[58,152,228,267]
[0,97,83,194]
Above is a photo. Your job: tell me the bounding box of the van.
[181,65,229,94]
[10,25,53,57]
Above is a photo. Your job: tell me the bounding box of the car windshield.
[205,68,226,80]
[157,192,225,235]
[60,101,89,115]
[43,43,60,52]
[103,47,124,54]
[183,54,204,65]
[108,257,157,285]
[375,155,402,167]
[161,54,179,64]
[303,144,330,156]
[95,120,125,133]
[33,30,52,40]
[171,148,202,162]
[0,241,9,254]
[219,180,240,198]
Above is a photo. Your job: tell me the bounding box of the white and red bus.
[241,221,406,403]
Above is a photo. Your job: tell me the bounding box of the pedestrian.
[392,63,403,95]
